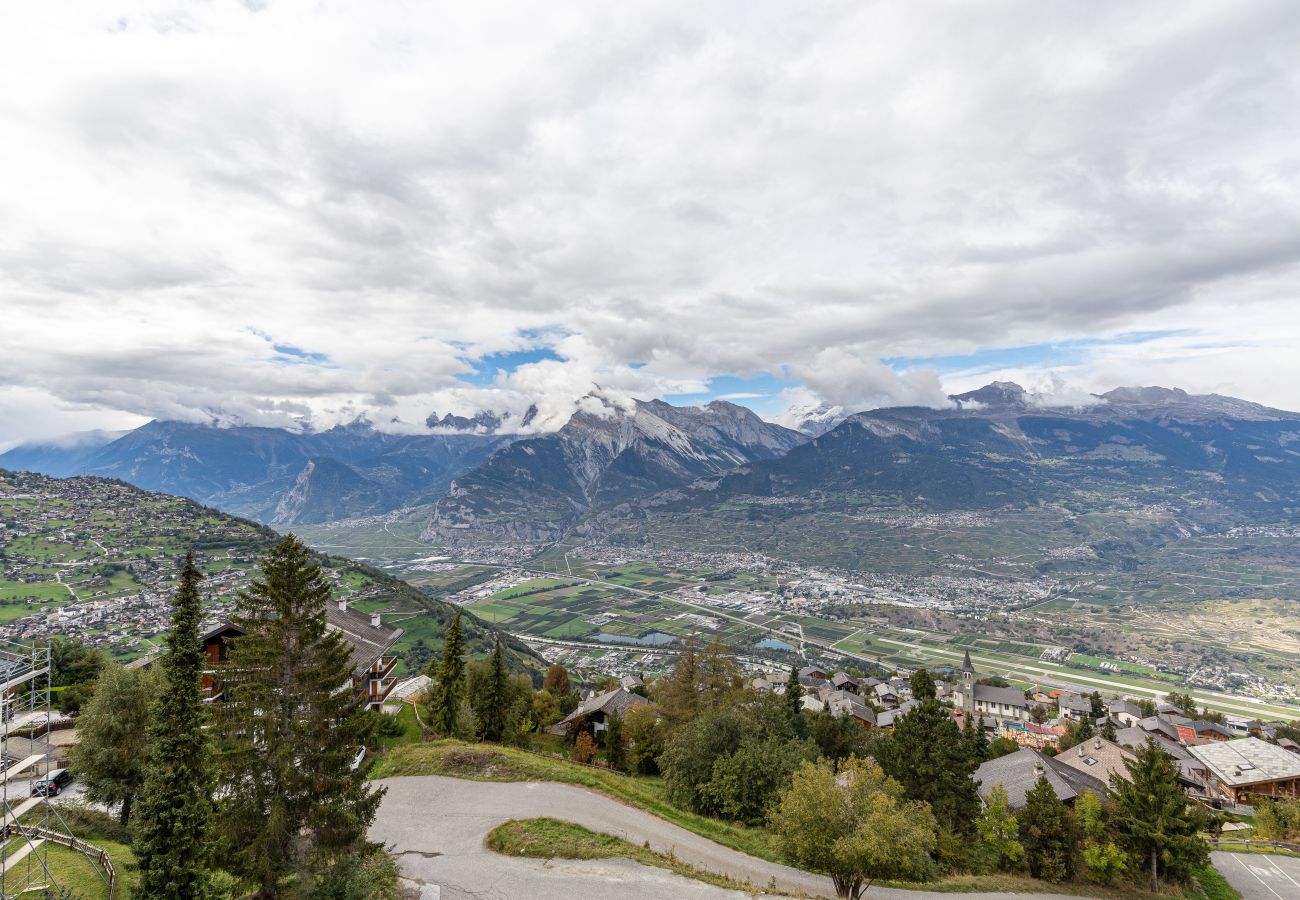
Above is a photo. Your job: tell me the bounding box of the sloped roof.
[975,748,1105,809]
[974,684,1027,708]
[1056,737,1137,786]
[325,603,403,676]
[1187,738,1300,786]
[553,687,649,731]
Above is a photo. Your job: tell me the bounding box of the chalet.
[1109,699,1145,728]
[1185,738,1300,806]
[200,622,247,702]
[799,665,828,681]
[1056,693,1093,720]
[831,672,861,694]
[549,687,649,737]
[1174,719,1234,745]
[974,748,1105,811]
[326,601,404,712]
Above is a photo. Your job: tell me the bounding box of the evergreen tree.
[69,663,158,825]
[1089,691,1106,718]
[604,710,627,772]
[874,698,981,835]
[699,637,744,707]
[785,665,803,721]
[962,714,990,763]
[654,638,701,731]
[133,552,216,899]
[1109,738,1208,892]
[215,536,383,895]
[1101,717,1117,742]
[477,637,510,742]
[425,609,466,736]
[909,668,936,700]
[1017,776,1078,882]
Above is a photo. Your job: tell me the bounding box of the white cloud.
[3,1,1300,444]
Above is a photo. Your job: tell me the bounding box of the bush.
[308,847,403,900]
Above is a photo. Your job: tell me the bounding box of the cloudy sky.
[3,1,1300,448]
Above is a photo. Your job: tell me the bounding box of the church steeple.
[961,650,975,675]
[960,649,976,716]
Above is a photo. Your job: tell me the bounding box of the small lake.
[755,637,795,651]
[594,631,677,647]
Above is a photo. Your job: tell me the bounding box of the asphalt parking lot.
[1213,851,1300,900]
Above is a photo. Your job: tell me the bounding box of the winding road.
[371,775,1084,900]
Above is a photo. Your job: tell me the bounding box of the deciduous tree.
[70,662,159,824]
[976,785,1025,872]
[770,757,936,900]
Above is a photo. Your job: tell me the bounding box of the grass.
[1193,865,1242,900]
[486,817,783,895]
[372,739,778,862]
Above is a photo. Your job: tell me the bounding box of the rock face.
[424,396,807,543]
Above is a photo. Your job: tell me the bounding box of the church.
[950,650,1032,723]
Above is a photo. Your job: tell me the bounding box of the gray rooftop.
[1186,738,1300,786]
[975,748,1105,810]
[974,684,1027,708]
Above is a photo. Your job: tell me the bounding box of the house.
[1056,693,1094,721]
[1056,737,1137,786]
[831,672,860,694]
[799,665,828,681]
[951,652,1030,722]
[824,690,875,729]
[193,600,403,712]
[549,687,649,737]
[1278,737,1300,754]
[974,748,1106,811]
[1109,699,1145,728]
[620,674,645,692]
[1185,738,1300,806]
[1174,719,1234,745]
[326,601,404,711]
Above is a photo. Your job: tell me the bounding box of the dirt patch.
[442,748,508,776]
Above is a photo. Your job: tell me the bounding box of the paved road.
[371,775,1082,900]
[1212,851,1300,900]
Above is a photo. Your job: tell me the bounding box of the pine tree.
[785,665,802,720]
[1101,717,1117,742]
[133,552,216,899]
[909,668,936,700]
[478,637,510,742]
[604,710,627,772]
[874,698,981,835]
[1110,738,1208,892]
[425,609,466,736]
[963,714,990,763]
[1017,776,1078,882]
[215,536,383,896]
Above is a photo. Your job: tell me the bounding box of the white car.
[349,746,367,772]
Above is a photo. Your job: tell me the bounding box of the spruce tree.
[1101,717,1117,742]
[604,710,627,772]
[1017,776,1078,882]
[785,665,802,720]
[426,609,466,736]
[478,637,510,742]
[133,552,215,899]
[1110,738,1208,892]
[874,697,981,835]
[215,536,383,895]
[963,714,990,763]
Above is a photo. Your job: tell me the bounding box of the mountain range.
[6,384,1299,545]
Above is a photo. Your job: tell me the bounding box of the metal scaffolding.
[0,638,110,899]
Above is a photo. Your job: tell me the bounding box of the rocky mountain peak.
[949,381,1028,409]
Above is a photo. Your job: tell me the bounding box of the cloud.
[3,1,1300,444]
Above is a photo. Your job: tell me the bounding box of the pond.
[755,637,795,651]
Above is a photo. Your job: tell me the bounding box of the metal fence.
[26,826,116,897]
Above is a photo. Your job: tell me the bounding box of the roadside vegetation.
[487,817,783,895]
[385,631,1229,900]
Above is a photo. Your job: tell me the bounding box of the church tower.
[960,649,976,716]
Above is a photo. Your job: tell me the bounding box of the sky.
[3,1,1300,448]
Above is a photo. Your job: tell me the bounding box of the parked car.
[31,768,73,797]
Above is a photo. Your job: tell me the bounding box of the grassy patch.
[373,740,777,862]
[486,817,779,895]
[1194,864,1242,900]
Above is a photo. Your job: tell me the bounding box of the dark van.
[31,769,73,797]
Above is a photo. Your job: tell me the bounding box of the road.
[1212,851,1300,900]
[371,775,1082,900]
